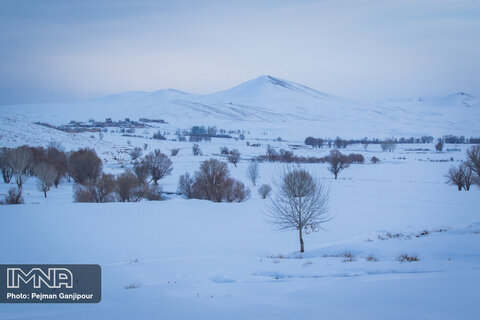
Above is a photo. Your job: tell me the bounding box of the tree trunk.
[299,228,304,253]
[44,190,47,198]
[458,185,462,191]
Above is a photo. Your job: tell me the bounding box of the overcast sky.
[0,0,479,105]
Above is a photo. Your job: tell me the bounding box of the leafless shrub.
[144,150,173,185]
[2,187,24,204]
[220,147,229,155]
[397,254,419,263]
[8,146,33,188]
[35,162,57,197]
[116,171,143,202]
[258,184,272,199]
[371,156,380,164]
[73,184,97,203]
[0,148,14,183]
[380,139,396,152]
[462,163,475,191]
[144,184,163,201]
[466,145,480,178]
[365,255,379,262]
[129,147,143,161]
[170,148,180,157]
[267,167,330,252]
[342,252,356,262]
[179,159,250,202]
[177,172,195,198]
[347,153,364,164]
[94,173,116,202]
[435,139,444,152]
[246,161,260,186]
[133,160,150,184]
[445,165,465,191]
[227,149,241,167]
[327,150,349,179]
[193,159,229,202]
[47,146,68,187]
[192,144,202,156]
[68,148,102,185]
[223,178,250,202]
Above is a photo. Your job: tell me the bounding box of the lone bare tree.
[35,162,57,197]
[267,167,330,253]
[227,149,241,167]
[327,150,349,179]
[0,148,14,183]
[246,161,260,186]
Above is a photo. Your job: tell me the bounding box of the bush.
[115,171,143,202]
[397,254,419,263]
[133,160,150,184]
[227,149,241,167]
[144,150,173,185]
[68,148,102,184]
[144,184,163,201]
[192,144,202,156]
[371,156,380,164]
[170,148,180,157]
[73,184,97,203]
[179,159,250,202]
[380,140,396,152]
[153,131,166,140]
[177,172,195,198]
[95,173,116,202]
[258,184,272,199]
[220,147,229,155]
[347,153,364,164]
[129,147,143,161]
[435,139,444,152]
[2,187,24,204]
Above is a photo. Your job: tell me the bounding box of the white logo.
[7,268,73,289]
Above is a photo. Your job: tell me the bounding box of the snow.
[0,75,479,318]
[0,75,479,139]
[0,137,479,319]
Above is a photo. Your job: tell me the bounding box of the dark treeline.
[305,135,480,149]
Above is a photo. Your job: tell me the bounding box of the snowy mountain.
[0,75,478,139]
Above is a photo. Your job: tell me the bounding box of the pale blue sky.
[1,0,479,104]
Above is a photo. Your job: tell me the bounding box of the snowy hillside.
[1,76,479,139]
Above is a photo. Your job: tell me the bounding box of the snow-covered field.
[1,121,479,319]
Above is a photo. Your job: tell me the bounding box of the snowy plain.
[0,76,479,319]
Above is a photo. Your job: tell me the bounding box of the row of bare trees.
[446,146,480,191]
[75,149,172,203]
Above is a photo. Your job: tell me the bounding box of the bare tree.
[466,145,480,178]
[192,144,202,156]
[227,149,241,167]
[35,162,57,197]
[115,171,142,202]
[380,139,396,152]
[446,165,465,191]
[133,160,150,184]
[327,150,349,179]
[177,172,195,198]
[144,150,173,185]
[95,173,116,202]
[68,148,102,184]
[267,168,330,253]
[246,161,260,186]
[461,163,474,191]
[0,148,14,183]
[258,184,272,199]
[194,159,230,202]
[129,147,143,161]
[435,139,444,152]
[8,147,33,189]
